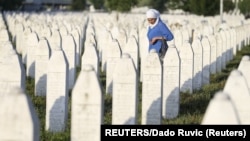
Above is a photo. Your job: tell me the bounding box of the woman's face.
[147,18,156,25]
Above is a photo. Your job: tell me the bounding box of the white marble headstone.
[201,36,211,86]
[202,91,240,125]
[162,44,180,119]
[71,65,103,141]
[81,42,99,75]
[35,38,51,96]
[0,86,40,141]
[112,53,138,124]
[62,34,76,90]
[46,48,69,132]
[123,35,139,74]
[26,32,39,78]
[105,39,122,94]
[223,70,250,124]
[207,35,217,74]
[215,32,223,73]
[141,49,162,124]
[179,41,194,93]
[191,37,203,90]
[238,55,250,89]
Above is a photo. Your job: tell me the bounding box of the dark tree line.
[1,0,249,18]
[238,0,250,18]
[0,0,24,11]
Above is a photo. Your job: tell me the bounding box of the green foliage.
[104,0,138,12]
[148,0,168,13]
[104,94,112,124]
[136,0,168,12]
[186,0,220,16]
[167,0,185,10]
[0,0,24,10]
[223,0,235,13]
[170,0,235,16]
[210,72,228,84]
[136,0,151,7]
[0,0,239,17]
[187,0,203,15]
[89,0,105,9]
[70,0,86,11]
[204,0,220,16]
[238,0,250,17]
[101,0,235,16]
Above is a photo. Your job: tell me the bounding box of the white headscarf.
[146,9,160,28]
[146,9,157,18]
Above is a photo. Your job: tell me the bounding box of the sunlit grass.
[25,45,250,140]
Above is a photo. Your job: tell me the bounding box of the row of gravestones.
[202,55,250,124]
[1,11,250,141]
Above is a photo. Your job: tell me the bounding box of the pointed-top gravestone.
[0,86,40,141]
[22,27,32,64]
[191,37,203,90]
[201,36,211,86]
[141,49,162,125]
[202,91,240,125]
[238,55,250,89]
[112,53,138,124]
[105,39,122,94]
[172,28,183,51]
[62,34,76,90]
[46,47,69,132]
[0,28,9,42]
[26,32,39,78]
[219,31,227,70]
[48,29,62,54]
[101,29,113,73]
[0,42,26,90]
[81,42,99,75]
[35,38,51,96]
[215,32,223,73]
[179,40,194,93]
[15,22,24,54]
[71,64,103,141]
[123,35,139,74]
[223,70,250,124]
[162,44,180,119]
[139,27,149,82]
[207,35,217,74]
[70,28,81,67]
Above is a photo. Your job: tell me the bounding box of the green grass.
[25,45,250,140]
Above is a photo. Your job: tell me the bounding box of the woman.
[146,9,174,54]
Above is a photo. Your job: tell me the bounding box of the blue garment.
[147,19,174,53]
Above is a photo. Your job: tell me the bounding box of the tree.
[136,0,151,7]
[0,0,24,11]
[89,0,104,9]
[148,0,168,13]
[167,0,185,10]
[238,0,250,18]
[181,0,234,16]
[70,0,86,11]
[104,0,138,12]
[183,0,220,16]
[223,0,235,13]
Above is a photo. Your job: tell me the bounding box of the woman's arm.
[150,36,165,44]
[159,22,174,41]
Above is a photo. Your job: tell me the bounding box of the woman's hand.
[150,36,164,44]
